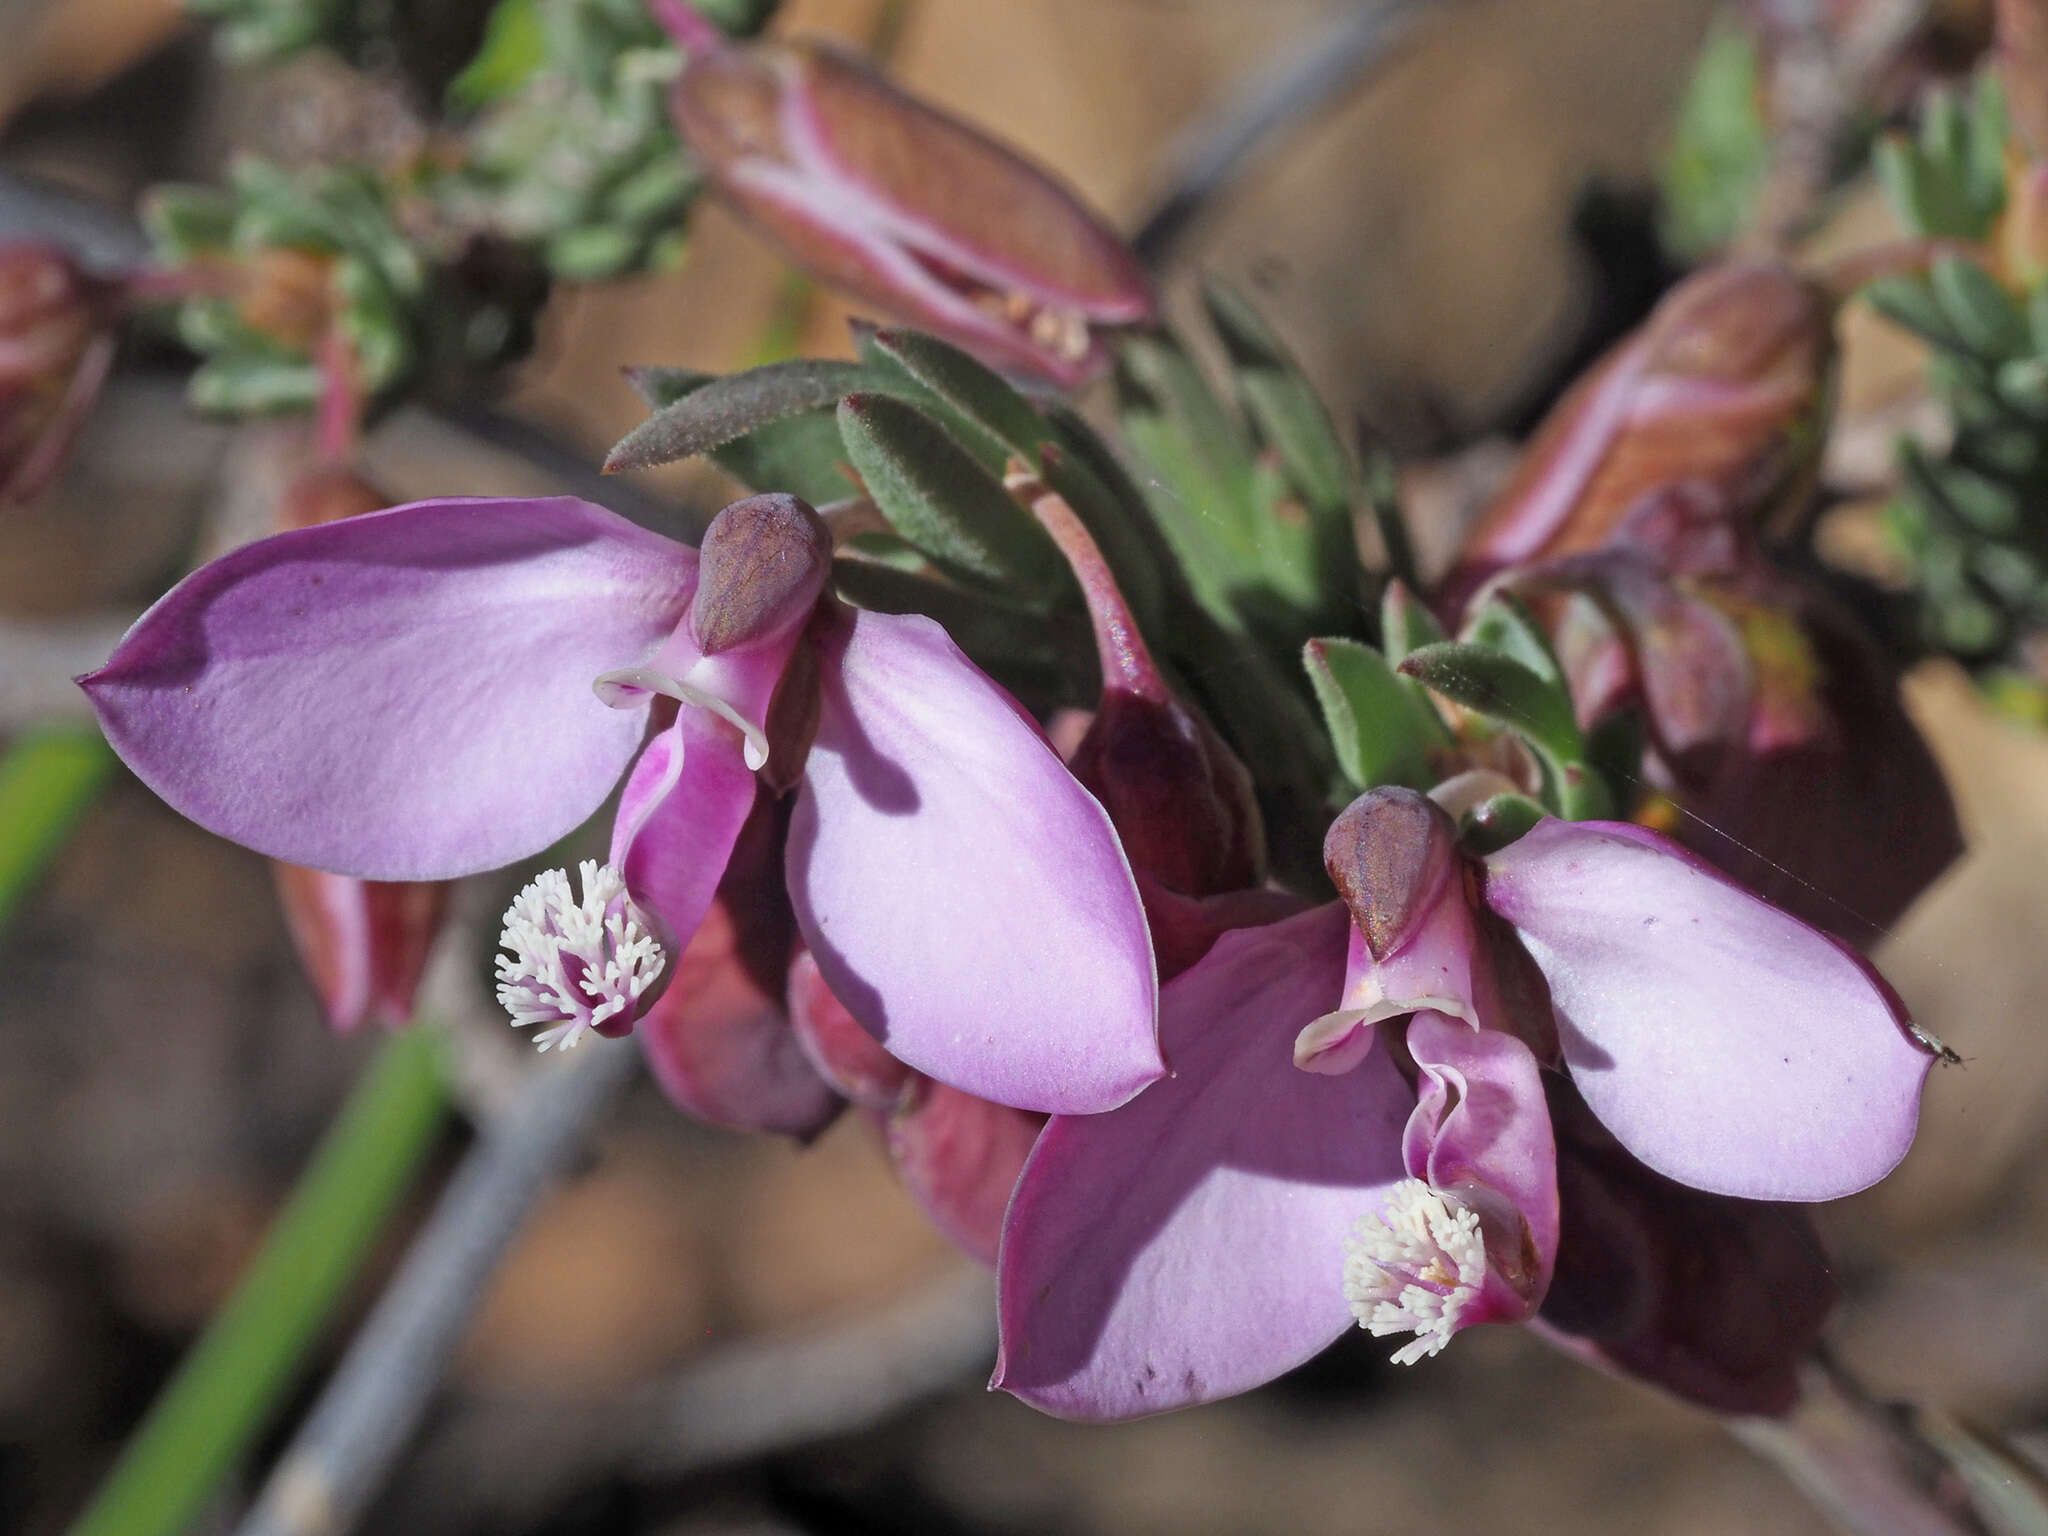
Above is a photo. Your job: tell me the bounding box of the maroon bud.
[1448,259,1833,605]
[691,492,834,657]
[882,1077,1044,1267]
[787,947,912,1110]
[668,34,1153,385]
[0,243,119,508]
[272,864,447,1032]
[1322,787,1460,962]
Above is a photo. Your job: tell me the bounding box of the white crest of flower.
[494,860,666,1053]
[1342,1178,1487,1366]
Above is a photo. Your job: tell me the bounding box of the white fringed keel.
[495,860,665,1052]
[1342,1178,1487,1365]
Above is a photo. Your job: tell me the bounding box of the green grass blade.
[68,1028,448,1536]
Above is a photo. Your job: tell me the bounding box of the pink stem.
[1003,459,1165,702]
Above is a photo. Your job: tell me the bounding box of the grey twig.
[377,1264,996,1531]
[628,1261,996,1477]
[1132,0,1442,268]
[234,1037,641,1536]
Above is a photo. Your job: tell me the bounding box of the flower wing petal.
[788,608,1160,1115]
[1482,818,1933,1200]
[994,906,1411,1420]
[82,497,696,879]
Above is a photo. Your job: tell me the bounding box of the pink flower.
[82,491,1161,1113]
[994,787,1936,1420]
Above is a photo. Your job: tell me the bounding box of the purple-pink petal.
[81,497,696,880]
[608,709,760,955]
[1481,817,1933,1201]
[994,905,1412,1420]
[787,607,1161,1116]
[1403,1011,1558,1319]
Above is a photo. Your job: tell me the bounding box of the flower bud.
[787,946,912,1109]
[0,243,118,508]
[667,31,1154,385]
[274,863,448,1032]
[1322,786,1459,963]
[1449,259,1833,601]
[691,492,834,656]
[267,462,458,1032]
[882,1075,1044,1267]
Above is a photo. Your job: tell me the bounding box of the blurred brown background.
[6,1,2045,1533]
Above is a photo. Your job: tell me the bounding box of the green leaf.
[621,367,853,505]
[1931,256,2030,360]
[1459,593,1565,686]
[1201,279,1351,513]
[188,357,325,416]
[1303,637,1442,791]
[607,360,873,471]
[714,410,855,507]
[869,328,1050,462]
[836,393,1068,605]
[1864,273,1967,353]
[1398,640,1612,817]
[1458,792,1548,855]
[0,727,115,932]
[1398,642,1583,766]
[1380,578,1446,665]
[1658,11,1770,258]
[448,0,547,112]
[545,224,641,281]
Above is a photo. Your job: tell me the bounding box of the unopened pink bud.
[669,34,1154,385]
[1451,260,1833,596]
[0,244,118,508]
[273,863,447,1031]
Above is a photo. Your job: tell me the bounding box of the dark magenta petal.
[884,1079,1045,1268]
[1403,1012,1558,1321]
[1534,1079,1833,1415]
[994,905,1412,1420]
[637,894,842,1140]
[788,608,1161,1116]
[608,709,760,955]
[82,497,696,880]
[1482,817,1933,1200]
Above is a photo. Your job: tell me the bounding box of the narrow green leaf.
[0,728,116,932]
[1398,642,1581,760]
[836,394,1067,604]
[68,1030,447,1536]
[620,369,853,506]
[1202,279,1352,513]
[188,357,325,416]
[1303,637,1442,791]
[1931,256,2030,360]
[1380,578,1446,665]
[1864,273,1967,353]
[606,360,872,471]
[869,329,1050,461]
[447,0,547,112]
[1459,593,1565,686]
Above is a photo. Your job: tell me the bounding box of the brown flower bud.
[669,34,1153,385]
